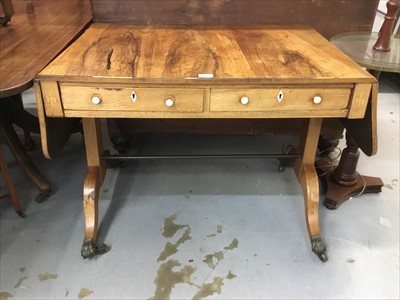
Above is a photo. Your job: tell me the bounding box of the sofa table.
[35,24,376,262]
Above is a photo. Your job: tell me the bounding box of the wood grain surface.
[0,0,92,97]
[39,24,374,85]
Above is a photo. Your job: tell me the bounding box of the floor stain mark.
[13,276,28,288]
[224,238,239,250]
[207,224,223,238]
[158,227,192,262]
[78,288,94,299]
[0,292,13,300]
[19,268,25,273]
[150,259,196,300]
[346,258,356,263]
[152,213,239,300]
[192,277,224,300]
[226,271,237,279]
[162,212,189,238]
[203,238,239,284]
[203,251,224,269]
[38,273,58,282]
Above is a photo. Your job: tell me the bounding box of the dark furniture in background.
[0,0,92,215]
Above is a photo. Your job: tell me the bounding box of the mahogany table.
[0,0,91,212]
[321,31,399,209]
[35,24,376,261]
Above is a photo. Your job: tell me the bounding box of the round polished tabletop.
[331,32,400,73]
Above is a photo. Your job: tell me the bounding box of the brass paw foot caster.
[81,239,110,259]
[311,236,328,262]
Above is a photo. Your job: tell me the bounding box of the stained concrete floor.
[0,73,399,300]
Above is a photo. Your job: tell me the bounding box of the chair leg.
[0,147,26,218]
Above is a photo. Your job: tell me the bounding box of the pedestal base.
[320,165,383,209]
[323,172,383,209]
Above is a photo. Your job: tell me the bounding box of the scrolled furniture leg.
[81,166,109,259]
[295,119,328,262]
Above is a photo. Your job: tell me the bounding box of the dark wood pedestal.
[319,131,383,209]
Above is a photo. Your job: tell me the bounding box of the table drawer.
[60,86,204,113]
[210,88,351,112]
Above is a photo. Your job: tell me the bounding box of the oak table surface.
[36,23,376,261]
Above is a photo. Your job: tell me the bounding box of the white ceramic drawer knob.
[240,96,249,105]
[91,96,101,105]
[313,95,322,104]
[165,98,174,107]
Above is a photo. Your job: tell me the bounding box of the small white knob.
[91,96,101,105]
[165,98,174,107]
[240,96,249,105]
[313,95,322,104]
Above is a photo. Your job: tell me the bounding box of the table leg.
[0,147,26,218]
[295,118,327,262]
[0,99,51,202]
[81,118,109,259]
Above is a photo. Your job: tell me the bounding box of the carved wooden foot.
[81,166,109,259]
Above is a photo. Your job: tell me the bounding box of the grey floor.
[0,73,399,300]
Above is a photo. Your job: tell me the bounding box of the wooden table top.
[0,0,92,97]
[39,23,375,85]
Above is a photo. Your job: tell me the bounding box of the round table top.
[330,32,400,73]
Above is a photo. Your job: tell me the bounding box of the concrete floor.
[0,73,399,299]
